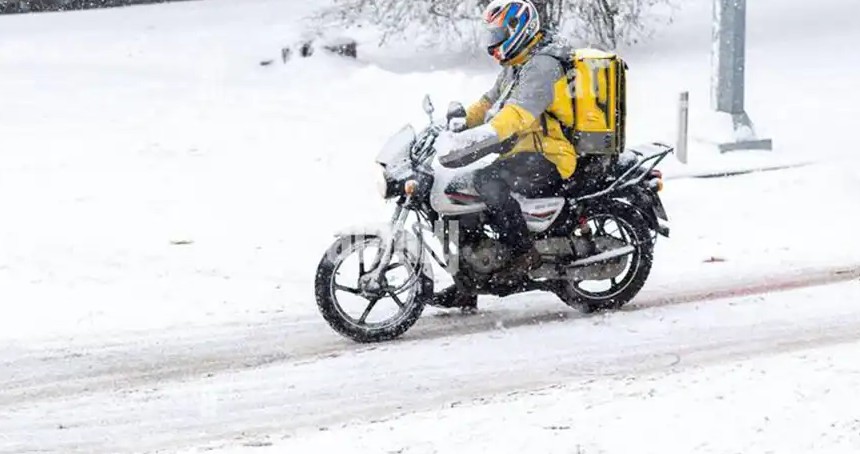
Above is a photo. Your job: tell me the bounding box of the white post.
[677,92,689,164]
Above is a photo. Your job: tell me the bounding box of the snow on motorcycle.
[315,96,672,343]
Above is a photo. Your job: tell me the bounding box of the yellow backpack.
[549,48,628,158]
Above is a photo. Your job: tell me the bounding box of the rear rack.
[576,143,674,202]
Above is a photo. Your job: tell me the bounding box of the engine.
[461,237,576,275]
[461,239,508,274]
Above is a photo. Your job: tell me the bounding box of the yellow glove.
[465,97,493,128]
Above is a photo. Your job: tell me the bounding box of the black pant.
[473,152,564,254]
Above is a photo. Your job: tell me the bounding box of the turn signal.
[656,179,664,192]
[404,180,418,196]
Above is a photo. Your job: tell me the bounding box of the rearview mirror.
[422,95,435,117]
[446,101,466,121]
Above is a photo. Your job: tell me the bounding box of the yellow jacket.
[465,39,577,179]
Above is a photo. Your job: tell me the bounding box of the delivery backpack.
[544,48,628,181]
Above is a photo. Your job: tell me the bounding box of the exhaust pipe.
[569,245,636,268]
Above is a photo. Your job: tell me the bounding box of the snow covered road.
[3,0,860,452]
[4,262,859,407]
[204,305,860,454]
[3,267,860,454]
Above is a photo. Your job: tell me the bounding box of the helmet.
[482,0,542,65]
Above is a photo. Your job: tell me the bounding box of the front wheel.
[315,234,433,343]
[556,202,654,313]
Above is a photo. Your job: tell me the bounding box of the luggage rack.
[575,143,674,202]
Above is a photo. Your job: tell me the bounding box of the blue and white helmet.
[482,0,542,65]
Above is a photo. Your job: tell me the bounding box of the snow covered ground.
[5,279,860,454]
[190,283,860,454]
[205,336,860,454]
[1,0,860,452]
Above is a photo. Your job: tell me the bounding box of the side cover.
[430,162,566,233]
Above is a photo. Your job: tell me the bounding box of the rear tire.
[557,202,654,313]
[315,235,433,343]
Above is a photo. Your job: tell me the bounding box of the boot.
[431,284,479,312]
[506,246,543,273]
[490,246,543,287]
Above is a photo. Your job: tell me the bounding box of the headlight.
[376,167,389,199]
[404,180,418,196]
[376,166,402,199]
[375,164,422,200]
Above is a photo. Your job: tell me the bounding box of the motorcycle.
[315,96,672,343]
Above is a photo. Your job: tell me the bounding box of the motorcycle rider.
[434,0,578,309]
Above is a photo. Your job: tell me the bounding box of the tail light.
[648,169,664,192]
[646,175,664,192]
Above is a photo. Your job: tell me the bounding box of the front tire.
[315,234,433,343]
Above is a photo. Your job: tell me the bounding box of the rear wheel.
[315,234,433,343]
[557,203,654,313]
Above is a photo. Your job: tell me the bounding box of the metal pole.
[677,92,689,164]
[712,0,745,115]
[711,0,772,153]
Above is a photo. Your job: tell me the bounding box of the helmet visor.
[483,24,509,49]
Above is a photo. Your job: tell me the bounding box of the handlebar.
[409,124,444,165]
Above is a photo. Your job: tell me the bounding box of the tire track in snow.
[4,277,860,454]
[1,263,858,408]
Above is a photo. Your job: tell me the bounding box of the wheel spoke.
[358,299,379,324]
[334,284,361,294]
[607,220,622,238]
[359,247,366,276]
[595,219,608,236]
[615,220,630,243]
[388,290,406,309]
[384,262,404,272]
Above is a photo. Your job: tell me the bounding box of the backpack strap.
[539,51,579,150]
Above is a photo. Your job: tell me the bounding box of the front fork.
[360,204,411,292]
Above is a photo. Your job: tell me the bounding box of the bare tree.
[565,0,676,49]
[314,0,486,46]
[314,0,675,50]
